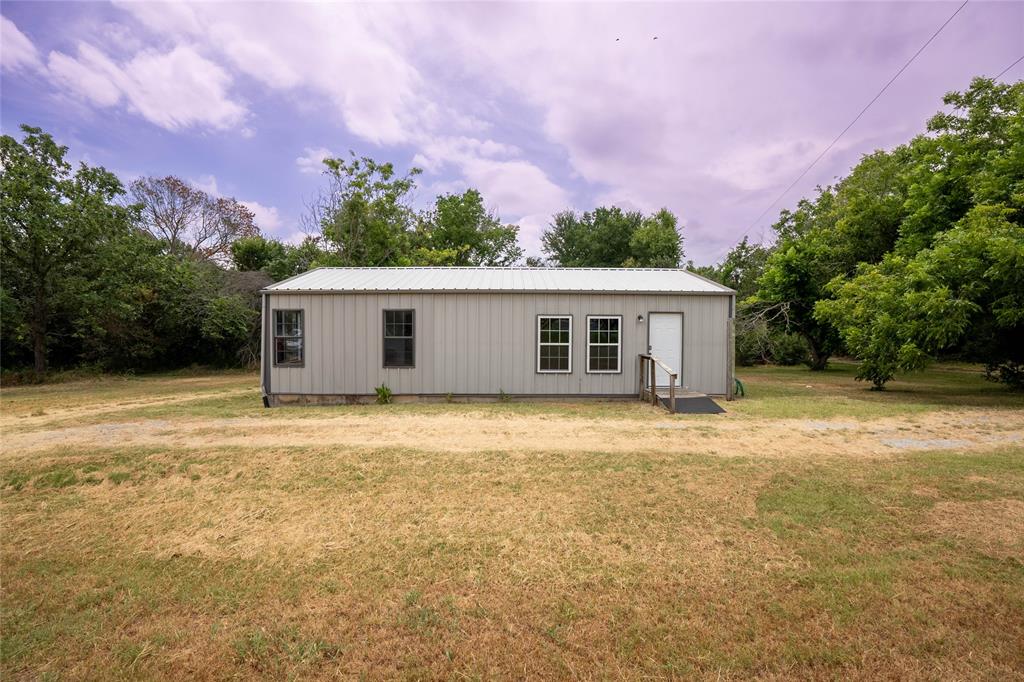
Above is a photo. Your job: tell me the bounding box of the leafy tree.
[308,153,421,266]
[414,189,523,266]
[542,207,642,266]
[541,206,682,267]
[273,236,337,280]
[699,237,770,301]
[898,78,1023,254]
[691,238,804,366]
[231,235,287,273]
[201,293,260,366]
[819,204,1023,388]
[625,209,683,267]
[753,145,912,370]
[816,78,1024,388]
[1,125,135,375]
[752,204,840,370]
[130,176,259,263]
[70,233,205,370]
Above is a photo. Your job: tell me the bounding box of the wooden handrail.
[638,354,678,413]
[639,353,676,376]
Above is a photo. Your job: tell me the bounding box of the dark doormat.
[660,396,726,414]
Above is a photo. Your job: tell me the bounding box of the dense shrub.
[771,332,810,366]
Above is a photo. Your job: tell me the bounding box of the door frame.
[645,311,684,388]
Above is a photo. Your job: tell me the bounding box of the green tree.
[818,204,1023,388]
[898,78,1023,254]
[231,235,287,273]
[310,153,421,266]
[816,78,1024,388]
[1,125,135,375]
[753,145,913,370]
[700,237,770,301]
[201,293,260,366]
[542,207,642,266]
[414,189,523,266]
[752,193,840,370]
[625,209,683,267]
[541,206,682,267]
[70,233,203,370]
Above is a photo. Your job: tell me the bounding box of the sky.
[1,1,1021,265]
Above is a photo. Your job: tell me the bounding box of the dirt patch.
[924,499,1024,560]
[882,438,970,450]
[3,409,1022,462]
[802,420,858,431]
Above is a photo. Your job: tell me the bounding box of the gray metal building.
[260,267,735,405]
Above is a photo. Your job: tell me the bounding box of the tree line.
[0,130,683,377]
[3,77,1018,388]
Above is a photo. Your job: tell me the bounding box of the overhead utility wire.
[743,0,970,233]
[994,54,1024,80]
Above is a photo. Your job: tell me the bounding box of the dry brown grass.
[924,498,1024,560]
[4,409,1023,462]
[3,367,1024,680]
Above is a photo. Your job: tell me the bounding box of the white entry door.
[648,313,683,387]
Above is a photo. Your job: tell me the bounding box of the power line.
[744,0,970,234]
[994,54,1024,80]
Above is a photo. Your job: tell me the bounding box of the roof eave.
[260,288,735,296]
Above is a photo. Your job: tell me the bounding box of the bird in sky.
[653,36,659,40]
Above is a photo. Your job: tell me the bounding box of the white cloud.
[413,136,521,173]
[46,42,247,132]
[188,174,219,196]
[241,200,282,233]
[295,146,335,175]
[460,157,569,219]
[69,3,574,247]
[47,44,123,106]
[125,46,246,130]
[458,157,570,253]
[116,2,426,145]
[221,33,301,89]
[1,16,42,72]
[707,139,824,192]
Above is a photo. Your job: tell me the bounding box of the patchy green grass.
[732,360,1024,419]
[2,365,1022,679]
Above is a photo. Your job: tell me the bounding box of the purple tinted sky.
[1,1,1021,264]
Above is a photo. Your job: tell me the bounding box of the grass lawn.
[2,362,1023,679]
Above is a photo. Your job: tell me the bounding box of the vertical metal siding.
[267,292,731,396]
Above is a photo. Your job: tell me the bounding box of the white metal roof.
[264,267,734,295]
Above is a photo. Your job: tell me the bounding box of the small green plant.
[499,389,512,403]
[35,468,78,488]
[375,384,393,404]
[445,392,454,403]
[3,471,30,491]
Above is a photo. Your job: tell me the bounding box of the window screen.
[383,309,415,368]
[537,315,572,373]
[587,316,621,373]
[274,309,304,366]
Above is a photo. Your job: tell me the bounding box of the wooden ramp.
[638,353,726,414]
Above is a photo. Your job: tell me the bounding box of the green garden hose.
[734,378,745,397]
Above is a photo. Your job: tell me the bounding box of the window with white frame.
[537,315,572,373]
[587,316,622,373]
[273,309,304,366]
